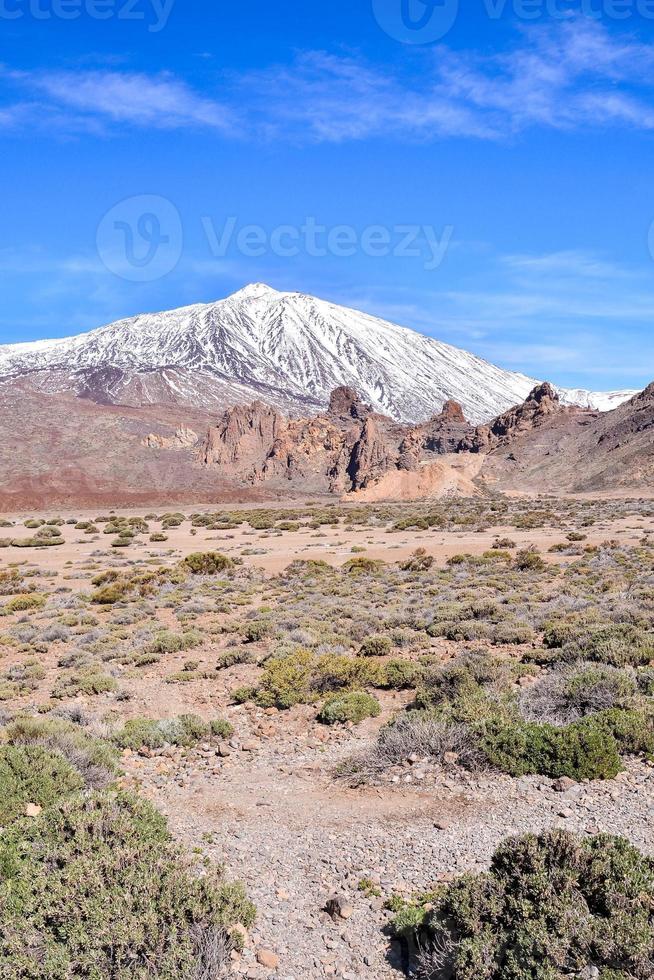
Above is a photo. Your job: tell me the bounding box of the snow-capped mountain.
[0,283,636,424]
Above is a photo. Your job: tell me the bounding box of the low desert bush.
[0,791,256,979]
[339,714,479,780]
[113,714,214,750]
[479,716,622,780]
[543,620,654,667]
[144,630,202,656]
[359,634,392,657]
[514,547,546,571]
[520,662,638,725]
[51,668,118,699]
[0,744,85,824]
[392,829,654,980]
[239,649,383,709]
[400,548,434,572]
[4,594,46,613]
[318,691,381,725]
[182,552,234,575]
[3,716,117,787]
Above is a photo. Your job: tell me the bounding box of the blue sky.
[1,0,654,389]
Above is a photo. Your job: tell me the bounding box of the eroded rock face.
[473,383,564,452]
[328,386,371,420]
[195,381,632,497]
[142,426,199,450]
[199,390,404,491]
[200,403,285,471]
[346,418,395,490]
[197,388,480,493]
[417,400,477,455]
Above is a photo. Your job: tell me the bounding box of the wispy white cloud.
[1,68,236,135]
[2,19,654,141]
[243,19,654,142]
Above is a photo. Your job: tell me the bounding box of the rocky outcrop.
[201,402,286,473]
[199,389,406,492]
[346,418,395,490]
[416,400,477,455]
[196,387,480,495]
[473,383,567,452]
[328,386,371,420]
[143,426,198,450]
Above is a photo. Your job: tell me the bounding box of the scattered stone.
[256,948,280,969]
[553,776,576,793]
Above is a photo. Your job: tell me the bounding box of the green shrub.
[241,620,271,643]
[51,669,118,699]
[5,594,45,613]
[210,718,234,739]
[382,659,421,689]
[480,716,622,780]
[0,744,84,824]
[342,556,384,574]
[492,621,535,645]
[144,630,202,656]
[416,650,514,714]
[396,829,654,980]
[359,634,392,657]
[182,552,234,575]
[247,650,314,708]
[91,582,129,604]
[242,650,382,709]
[400,548,434,572]
[593,707,654,758]
[565,624,654,667]
[0,791,255,978]
[318,691,381,725]
[514,547,546,571]
[3,717,117,785]
[113,714,213,750]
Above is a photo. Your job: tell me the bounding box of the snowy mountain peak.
[0,284,638,424]
[227,282,281,301]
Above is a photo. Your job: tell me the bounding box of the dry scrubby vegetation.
[389,828,654,980]
[0,717,254,978]
[0,496,654,976]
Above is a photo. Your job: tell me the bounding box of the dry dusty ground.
[1,498,654,978]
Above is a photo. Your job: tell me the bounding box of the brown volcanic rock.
[414,400,476,457]
[0,380,264,510]
[346,417,395,490]
[473,382,566,452]
[328,386,371,420]
[201,402,286,472]
[479,381,654,493]
[199,389,430,494]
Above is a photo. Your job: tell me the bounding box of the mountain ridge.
[0,283,636,425]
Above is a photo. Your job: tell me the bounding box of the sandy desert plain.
[1,492,654,979]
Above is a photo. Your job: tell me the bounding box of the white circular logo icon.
[372,0,459,43]
[96,195,183,282]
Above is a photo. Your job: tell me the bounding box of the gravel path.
[120,705,654,979]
